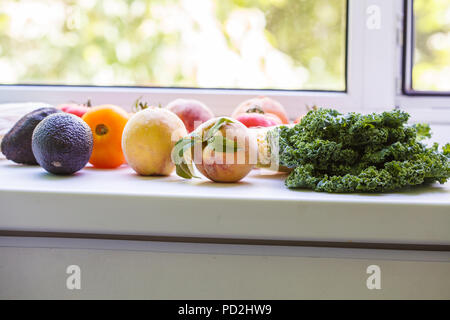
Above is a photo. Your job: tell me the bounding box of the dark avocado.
[32,113,93,175]
[1,107,61,164]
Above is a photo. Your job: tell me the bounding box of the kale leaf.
[274,109,450,193]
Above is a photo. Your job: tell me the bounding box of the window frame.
[396,0,450,123]
[402,0,450,97]
[0,0,449,123]
[0,0,357,119]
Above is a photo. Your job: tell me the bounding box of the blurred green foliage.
[413,0,450,91]
[0,1,448,92]
[0,0,346,90]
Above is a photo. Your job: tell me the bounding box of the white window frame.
[395,0,450,123]
[0,0,448,123]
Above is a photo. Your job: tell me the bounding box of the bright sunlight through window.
[412,0,450,92]
[0,0,347,91]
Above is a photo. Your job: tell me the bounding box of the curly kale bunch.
[273,109,450,193]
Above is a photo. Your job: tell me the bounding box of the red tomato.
[263,112,283,125]
[235,113,279,128]
[231,96,289,124]
[58,102,91,117]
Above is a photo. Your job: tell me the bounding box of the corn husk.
[251,125,293,173]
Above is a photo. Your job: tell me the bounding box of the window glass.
[412,0,450,92]
[0,0,347,91]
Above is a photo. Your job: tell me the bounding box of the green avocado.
[32,113,93,175]
[1,107,62,165]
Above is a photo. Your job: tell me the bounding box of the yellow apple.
[122,108,187,176]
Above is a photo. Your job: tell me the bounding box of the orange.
[82,104,129,169]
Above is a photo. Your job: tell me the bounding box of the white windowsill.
[1,125,449,247]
